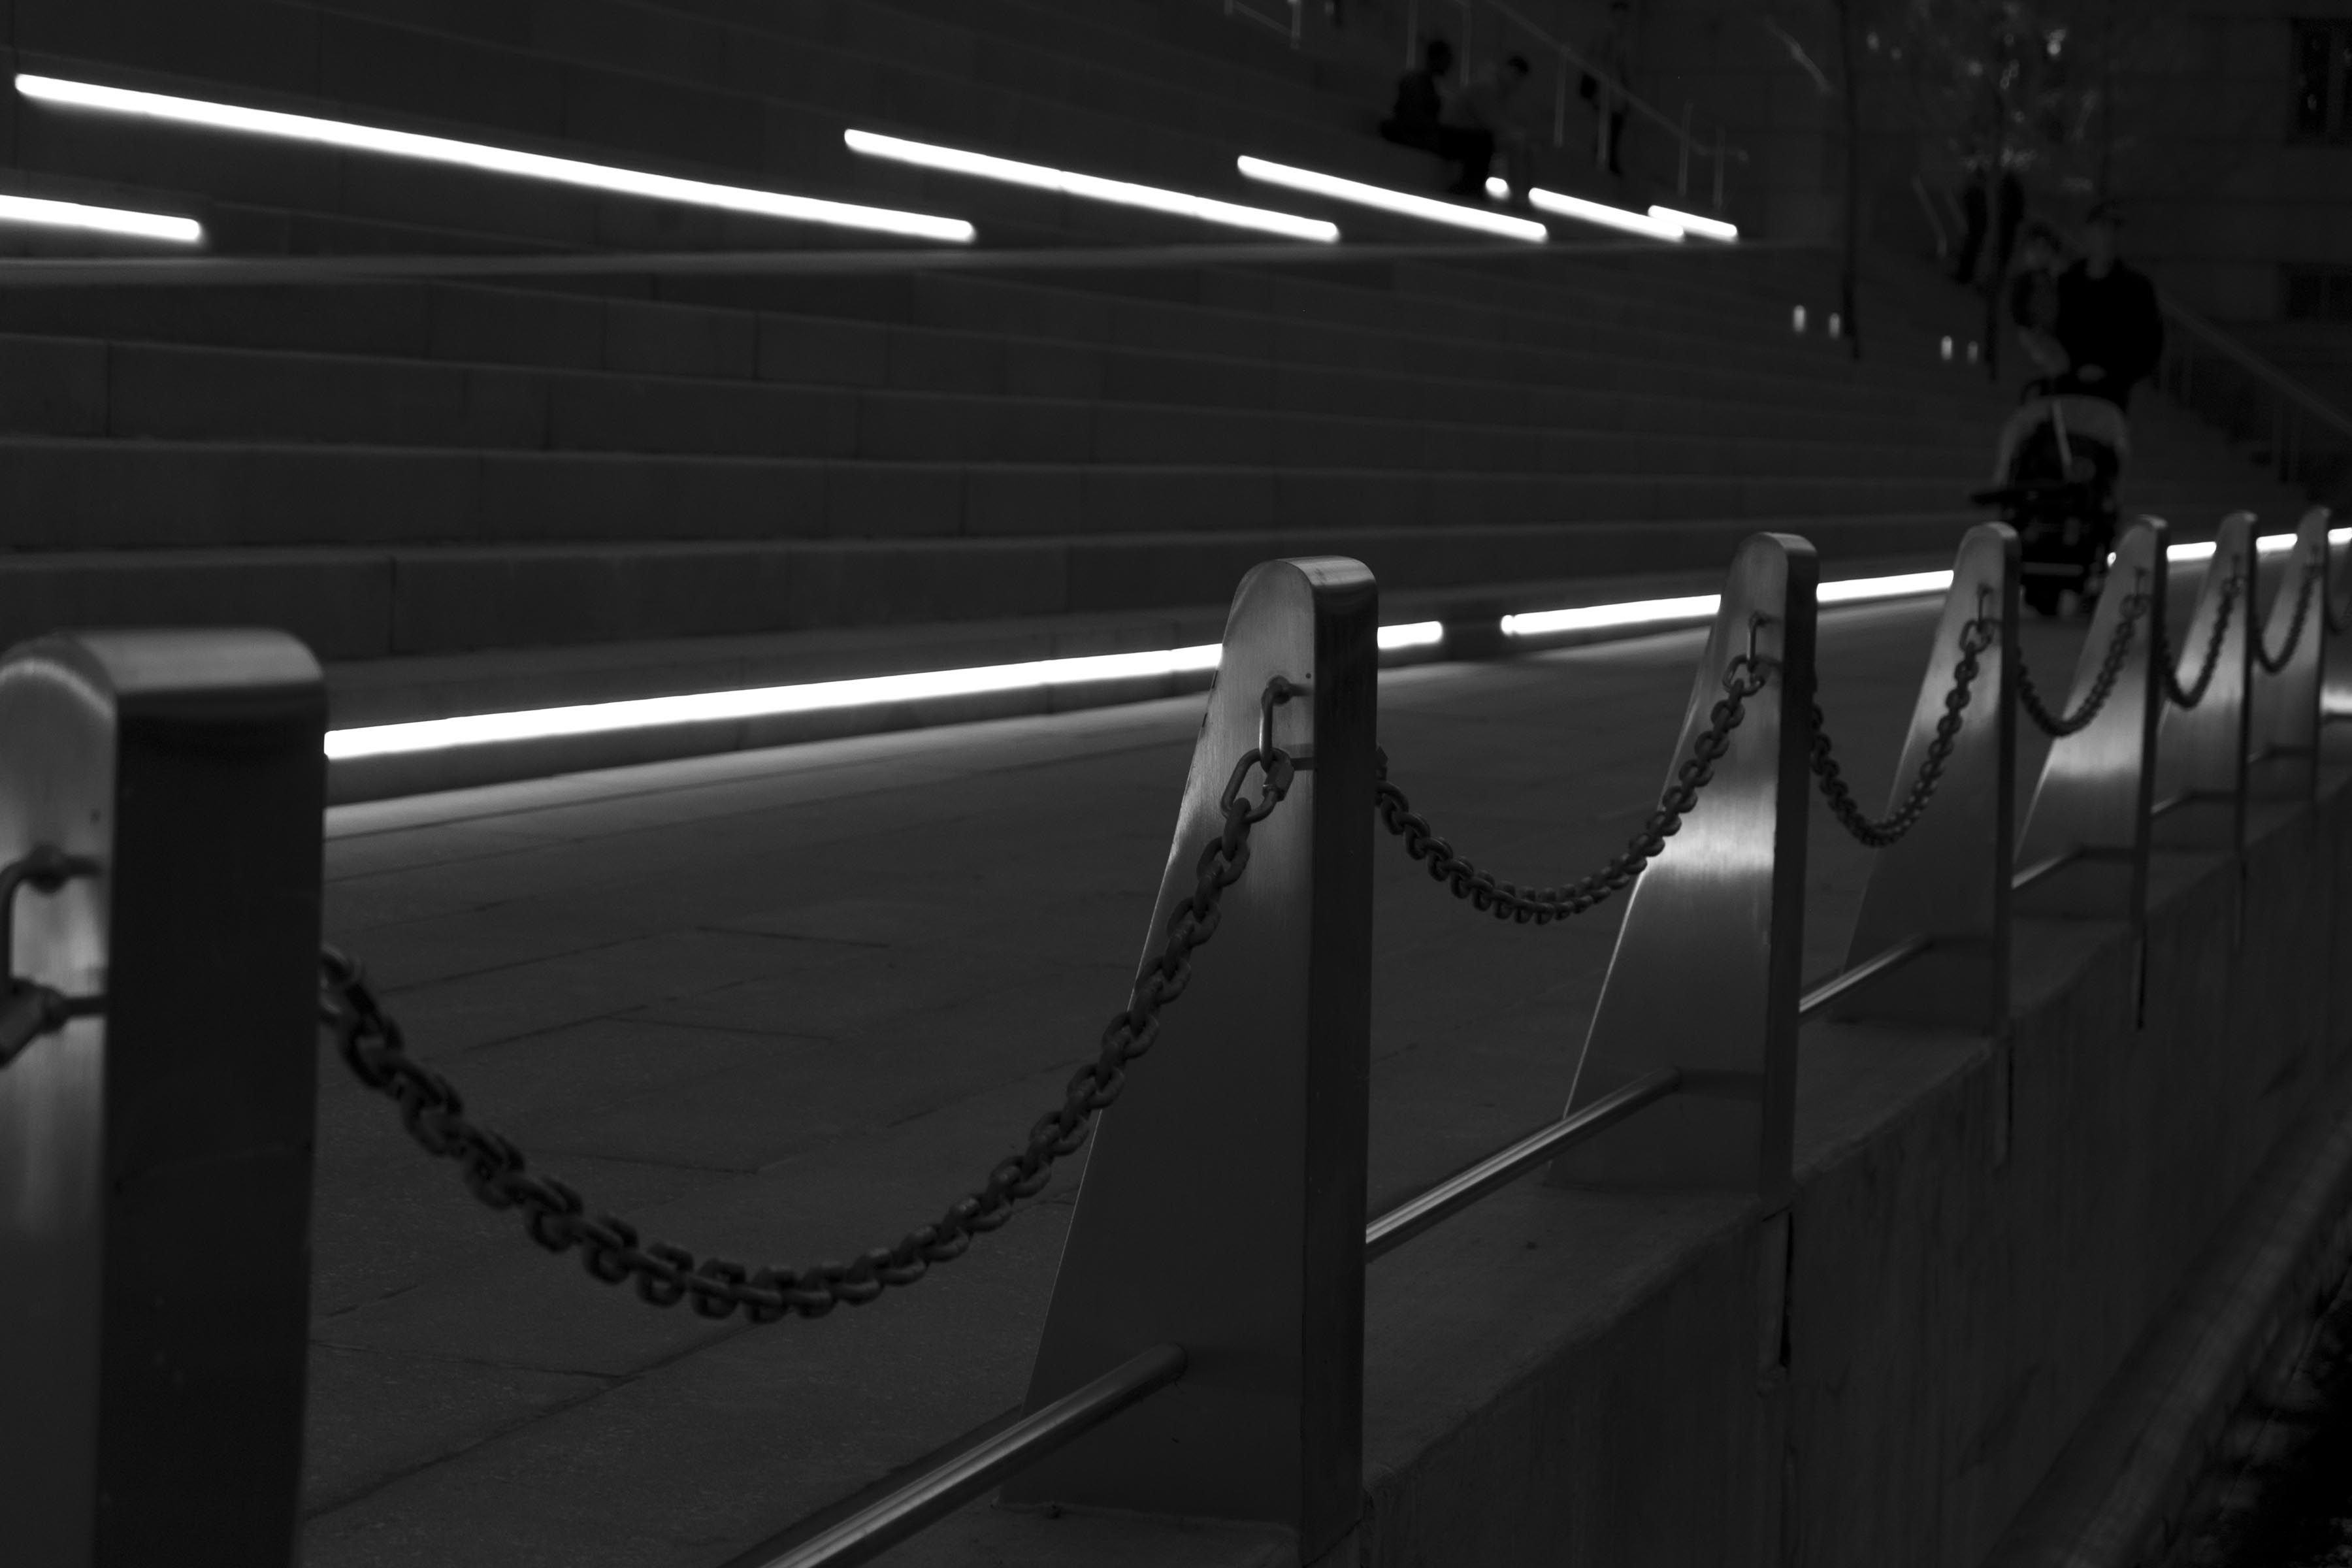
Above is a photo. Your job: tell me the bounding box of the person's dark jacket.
[1380,68,1444,150]
[2054,261,2164,407]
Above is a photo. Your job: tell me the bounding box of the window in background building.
[2282,265,2352,319]
[2293,20,2352,140]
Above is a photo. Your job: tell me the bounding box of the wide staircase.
[0,0,2311,734]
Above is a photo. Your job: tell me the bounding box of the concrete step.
[0,274,1978,429]
[0,436,1984,550]
[0,508,1985,662]
[7,336,1989,474]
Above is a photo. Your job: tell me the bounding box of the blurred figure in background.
[1583,0,1634,176]
[2052,201,2163,409]
[1446,54,1535,202]
[1380,37,1454,156]
[2008,220,2067,375]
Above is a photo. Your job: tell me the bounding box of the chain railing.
[2257,561,2322,677]
[2014,586,2149,737]
[1807,613,1996,848]
[22,522,2352,1568]
[2158,570,2245,710]
[319,681,1305,1322]
[0,845,104,1067]
[1371,644,1769,923]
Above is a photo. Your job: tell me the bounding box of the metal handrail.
[749,1343,1187,1568]
[1224,0,1302,46]
[1364,1068,1682,1260]
[1473,0,1747,166]
[1797,935,1932,1022]
[2159,290,2352,450]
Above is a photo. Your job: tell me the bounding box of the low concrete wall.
[1350,763,2352,1565]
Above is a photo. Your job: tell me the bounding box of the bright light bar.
[1526,186,1684,242]
[847,129,1335,242]
[1237,155,1548,242]
[2168,540,2217,563]
[329,644,1224,760]
[1650,204,1738,242]
[1503,568,1956,641]
[1818,568,1953,604]
[1502,593,1720,640]
[0,190,200,243]
[19,74,975,243]
[2333,527,2352,546]
[1379,621,1445,651]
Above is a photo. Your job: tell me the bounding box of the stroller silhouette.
[1970,383,2130,616]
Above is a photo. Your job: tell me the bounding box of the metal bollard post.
[0,630,325,1565]
[1005,559,1378,1561]
[1831,523,2019,1033]
[2326,516,2352,725]
[1548,533,1818,1200]
[2251,507,2333,800]
[2153,512,2256,857]
[2016,517,2166,923]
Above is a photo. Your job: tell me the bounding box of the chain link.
[1372,646,1771,924]
[2157,570,2244,710]
[320,680,1306,1324]
[1808,615,1997,848]
[2014,587,2148,738]
[2253,560,2321,676]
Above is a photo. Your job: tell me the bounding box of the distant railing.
[1271,0,1749,210]
[1224,0,1303,46]
[2157,292,2352,508]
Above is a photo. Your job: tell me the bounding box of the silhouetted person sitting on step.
[1380,39,1453,155]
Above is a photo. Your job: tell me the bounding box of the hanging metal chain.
[1808,613,1997,849]
[319,679,1305,1324]
[1372,644,1771,925]
[2157,570,2244,710]
[2254,559,2321,676]
[2013,587,2148,738]
[0,845,105,1069]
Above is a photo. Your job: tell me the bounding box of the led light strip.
[0,190,201,243]
[1501,567,1955,640]
[1524,185,1684,242]
[847,130,1336,242]
[330,625,1448,760]
[1237,155,1547,242]
[17,74,975,243]
[330,533,2352,763]
[1650,205,1737,242]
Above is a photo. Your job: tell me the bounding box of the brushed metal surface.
[756,1345,1187,1568]
[1548,532,1818,1199]
[2250,506,2332,799]
[1006,558,1377,1558]
[0,629,324,1567]
[2325,517,2352,723]
[1833,523,2019,1032]
[2017,517,2166,923]
[2154,512,2255,856]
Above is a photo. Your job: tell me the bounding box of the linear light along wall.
[0,191,201,243]
[1526,187,1684,242]
[331,627,1448,760]
[1237,155,1548,242]
[1650,205,1738,242]
[329,535,2352,762]
[16,74,975,243]
[1500,568,1955,640]
[847,130,1336,242]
